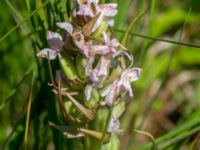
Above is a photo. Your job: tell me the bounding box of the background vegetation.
[0,0,200,149]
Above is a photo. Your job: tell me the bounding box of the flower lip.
[36,48,58,60]
[37,31,63,60]
[47,31,63,52]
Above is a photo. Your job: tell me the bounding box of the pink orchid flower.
[89,56,111,87]
[37,31,63,60]
[102,68,142,106]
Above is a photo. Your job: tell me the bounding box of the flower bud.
[58,54,79,80]
[76,54,88,79]
[113,101,125,118]
[64,101,76,116]
[104,134,120,150]
[64,100,88,121]
[84,87,100,109]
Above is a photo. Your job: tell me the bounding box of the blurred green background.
[0,0,200,149]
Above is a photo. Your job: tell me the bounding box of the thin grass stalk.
[24,72,35,149]
[0,0,49,42]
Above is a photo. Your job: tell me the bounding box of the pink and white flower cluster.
[37,0,141,134]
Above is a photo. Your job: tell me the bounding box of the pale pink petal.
[85,56,95,74]
[72,33,89,56]
[103,32,110,44]
[110,39,120,47]
[88,0,98,4]
[85,84,93,101]
[103,32,119,53]
[96,57,110,76]
[100,3,118,17]
[47,31,63,51]
[104,81,118,106]
[89,56,110,86]
[121,68,142,82]
[107,18,114,26]
[56,22,73,35]
[76,5,94,17]
[36,48,57,60]
[118,68,142,97]
[108,116,120,133]
[92,45,111,55]
[119,81,133,97]
[113,51,131,60]
[47,31,62,41]
[89,71,99,85]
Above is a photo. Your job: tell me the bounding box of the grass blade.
[24,72,35,148]
[0,0,49,42]
[115,29,200,49]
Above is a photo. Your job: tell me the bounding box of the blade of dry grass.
[24,72,35,148]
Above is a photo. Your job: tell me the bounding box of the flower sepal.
[92,21,108,38]
[76,54,88,79]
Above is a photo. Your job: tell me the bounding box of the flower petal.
[103,32,110,44]
[107,18,114,26]
[76,5,94,17]
[72,32,90,56]
[36,48,57,60]
[89,56,110,86]
[47,31,63,51]
[121,68,142,82]
[88,0,98,4]
[85,56,95,74]
[85,84,93,101]
[92,45,111,55]
[100,3,118,17]
[118,68,142,97]
[104,81,118,106]
[56,22,73,35]
[108,116,120,133]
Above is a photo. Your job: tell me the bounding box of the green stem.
[0,0,49,42]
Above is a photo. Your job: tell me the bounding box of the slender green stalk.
[0,0,49,42]
[137,117,200,150]
[120,11,145,47]
[115,29,200,49]
[159,126,200,149]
